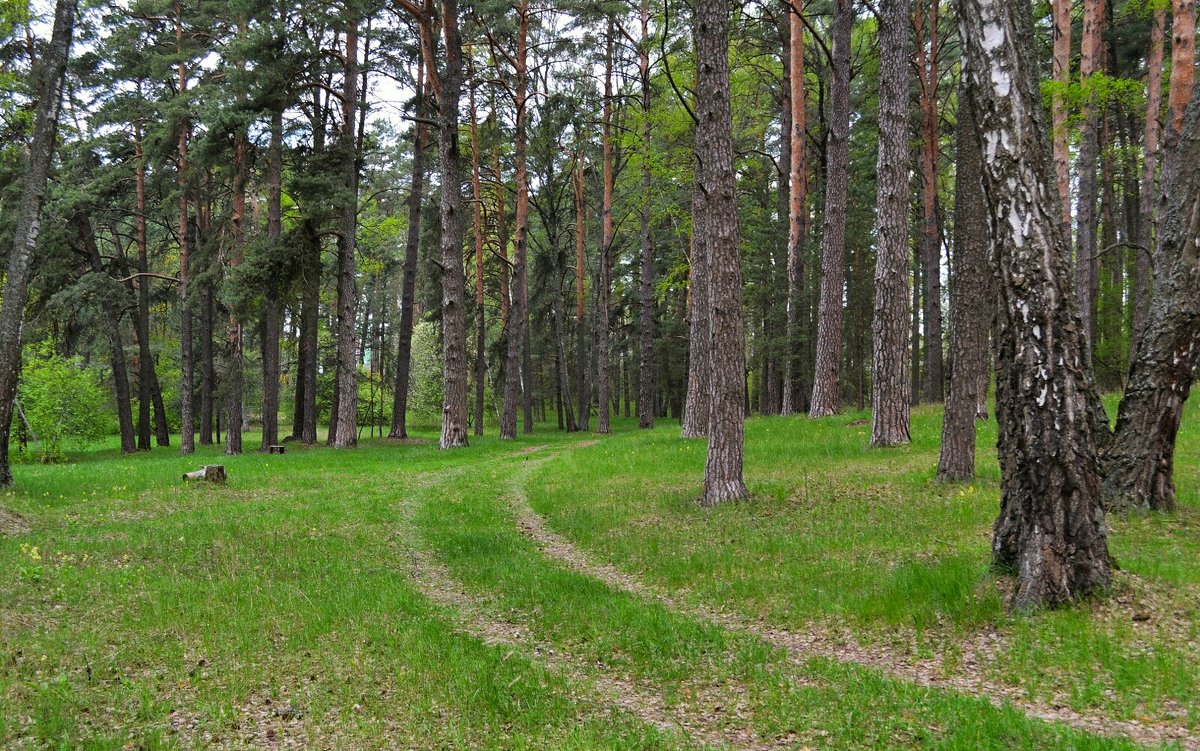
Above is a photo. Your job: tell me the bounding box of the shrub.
[16,340,111,462]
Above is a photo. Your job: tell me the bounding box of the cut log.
[268,445,285,455]
[183,465,227,483]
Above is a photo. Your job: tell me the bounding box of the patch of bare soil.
[0,506,29,536]
[504,464,1199,751]
[511,444,550,458]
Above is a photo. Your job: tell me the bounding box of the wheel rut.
[503,457,1199,751]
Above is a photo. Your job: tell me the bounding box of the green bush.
[16,340,111,462]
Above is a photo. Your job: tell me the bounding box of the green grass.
[1,405,1196,748]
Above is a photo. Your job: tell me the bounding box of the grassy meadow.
[1,402,1197,749]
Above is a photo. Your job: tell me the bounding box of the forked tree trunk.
[77,212,137,453]
[808,0,852,417]
[636,0,655,430]
[1133,9,1165,347]
[696,0,746,505]
[434,0,470,449]
[958,0,1112,610]
[937,86,989,480]
[869,0,912,447]
[1101,95,1200,513]
[333,17,360,449]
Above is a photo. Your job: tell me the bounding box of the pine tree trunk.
[697,0,747,505]
[1134,9,1165,347]
[468,71,486,437]
[574,154,590,431]
[176,0,195,455]
[1052,0,1072,227]
[808,0,852,417]
[681,176,712,437]
[596,20,615,436]
[958,0,1112,610]
[199,283,215,444]
[300,221,320,444]
[225,124,248,456]
[260,107,283,450]
[77,212,136,453]
[937,85,989,480]
[916,0,944,403]
[133,121,155,451]
[636,0,655,430]
[869,0,912,447]
[390,73,426,441]
[434,0,470,449]
[783,0,807,416]
[333,16,360,449]
[1076,0,1104,358]
[1101,95,1200,513]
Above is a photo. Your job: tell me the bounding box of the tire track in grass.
[395,456,788,751]
[505,456,1199,751]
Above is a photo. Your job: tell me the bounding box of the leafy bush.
[16,340,111,462]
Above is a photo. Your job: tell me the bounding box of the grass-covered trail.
[2,405,1198,749]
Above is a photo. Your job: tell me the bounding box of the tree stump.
[183,465,227,484]
[268,445,285,455]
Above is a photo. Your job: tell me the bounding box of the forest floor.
[1,402,1198,750]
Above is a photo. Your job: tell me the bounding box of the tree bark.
[199,282,215,444]
[299,221,320,444]
[333,14,360,449]
[869,0,912,447]
[937,85,989,480]
[574,152,590,431]
[176,0,195,455]
[681,176,712,437]
[636,0,655,430]
[1052,0,1072,227]
[390,70,427,441]
[260,107,283,450]
[782,0,807,416]
[1134,8,1165,347]
[808,0,852,417]
[133,120,155,451]
[468,69,486,437]
[77,212,136,453]
[916,0,944,403]
[1076,0,1104,357]
[434,0,470,449]
[1101,95,1200,513]
[225,122,248,456]
[596,19,615,435]
[696,0,747,505]
[958,0,1112,610]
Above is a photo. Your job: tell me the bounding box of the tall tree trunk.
[1134,8,1165,347]
[200,283,215,444]
[333,14,360,448]
[808,0,852,417]
[1164,0,1196,156]
[636,0,655,429]
[501,4,532,440]
[390,70,427,440]
[300,221,320,444]
[432,0,470,449]
[697,0,747,505]
[783,0,807,416]
[260,107,283,450]
[959,0,1112,609]
[937,85,989,480]
[77,213,136,453]
[1101,95,1200,512]
[133,119,155,451]
[869,0,912,447]
[574,153,590,431]
[469,71,486,437]
[596,19,615,435]
[916,0,944,403]
[681,177,712,437]
[176,0,195,455]
[1052,0,1072,227]
[225,123,248,456]
[1076,0,1105,357]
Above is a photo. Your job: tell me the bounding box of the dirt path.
[503,459,1199,751]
